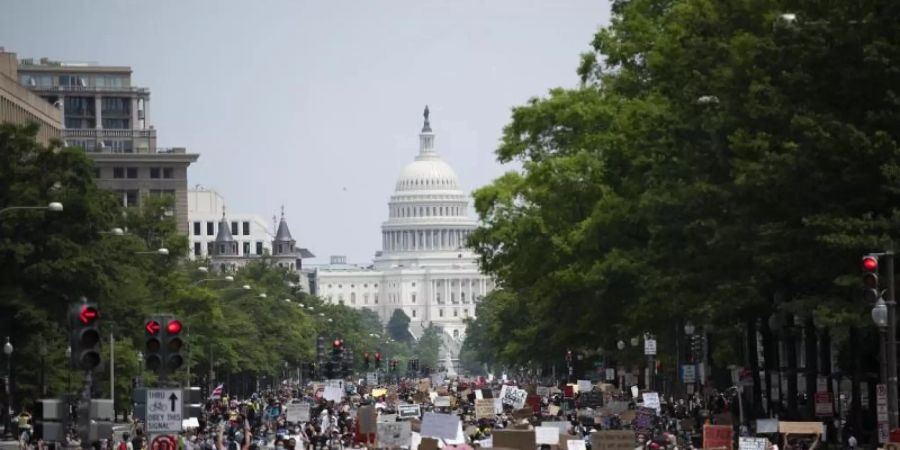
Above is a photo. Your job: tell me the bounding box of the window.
[436,293,442,304]
[193,242,201,256]
[94,168,101,178]
[364,294,368,305]
[451,292,456,303]
[461,292,466,303]
[150,167,161,178]
[113,167,125,178]
[453,309,458,317]
[243,242,250,255]
[412,282,416,287]
[231,222,238,236]
[464,309,469,316]
[242,221,250,235]
[163,167,174,179]
[439,309,444,317]
[453,329,460,339]
[374,294,379,304]
[126,167,137,179]
[351,293,356,304]
[207,222,215,236]
[339,284,343,288]
[411,293,416,304]
[193,222,201,236]
[123,190,138,207]
[207,242,214,255]
[256,242,263,255]
[412,309,417,318]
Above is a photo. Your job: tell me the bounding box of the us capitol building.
[312,107,494,368]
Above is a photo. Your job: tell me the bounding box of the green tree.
[386,308,413,343]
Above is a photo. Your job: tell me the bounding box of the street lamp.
[0,202,63,216]
[193,275,234,285]
[630,337,640,347]
[617,340,625,350]
[258,293,267,299]
[3,337,13,439]
[684,322,695,336]
[99,227,125,236]
[136,248,169,256]
[873,298,888,328]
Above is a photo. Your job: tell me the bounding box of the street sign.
[367,372,378,385]
[644,339,657,356]
[681,365,696,383]
[146,389,183,433]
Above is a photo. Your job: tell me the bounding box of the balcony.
[63,128,155,139]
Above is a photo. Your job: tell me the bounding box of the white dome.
[394,155,461,192]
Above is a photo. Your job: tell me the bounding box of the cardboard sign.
[755,419,778,434]
[548,405,561,416]
[814,392,833,417]
[642,392,661,414]
[419,437,439,450]
[434,396,451,408]
[377,421,411,448]
[323,386,343,402]
[568,440,587,450]
[591,430,635,450]
[358,405,377,434]
[421,412,460,440]
[777,422,822,435]
[535,427,560,445]
[285,402,310,423]
[536,386,551,397]
[398,404,421,419]
[511,408,533,420]
[492,430,536,450]
[540,421,571,434]
[475,399,496,419]
[703,425,733,450]
[738,437,768,450]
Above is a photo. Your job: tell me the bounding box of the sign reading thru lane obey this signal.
[146,389,183,432]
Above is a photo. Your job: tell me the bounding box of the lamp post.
[136,248,169,256]
[65,346,72,394]
[3,337,13,439]
[0,202,63,217]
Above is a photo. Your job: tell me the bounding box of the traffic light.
[316,336,326,368]
[863,254,881,303]
[164,318,184,371]
[330,339,343,378]
[70,302,101,370]
[363,352,370,370]
[374,351,382,369]
[144,318,162,372]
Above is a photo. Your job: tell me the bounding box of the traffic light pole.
[887,252,898,430]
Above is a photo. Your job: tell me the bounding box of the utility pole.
[887,252,898,429]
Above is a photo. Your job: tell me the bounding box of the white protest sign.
[434,396,451,408]
[642,392,661,414]
[493,398,503,414]
[739,437,770,450]
[475,389,483,400]
[537,386,552,397]
[605,368,616,381]
[366,372,378,385]
[379,414,398,423]
[536,426,561,445]
[568,439,588,450]
[326,379,344,389]
[644,339,657,356]
[286,402,311,423]
[756,419,778,434]
[541,421,571,434]
[630,386,639,399]
[501,386,528,409]
[377,421,411,448]
[577,380,593,393]
[323,386,343,402]
[420,412,460,440]
[146,389,183,433]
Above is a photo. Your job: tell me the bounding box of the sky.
[0,0,611,264]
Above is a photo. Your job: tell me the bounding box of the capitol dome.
[376,106,479,267]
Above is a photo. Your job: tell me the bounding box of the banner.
[703,425,733,450]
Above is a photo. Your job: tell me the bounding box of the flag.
[210,384,224,400]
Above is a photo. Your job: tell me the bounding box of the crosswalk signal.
[70,303,101,370]
[374,351,382,369]
[363,352,370,370]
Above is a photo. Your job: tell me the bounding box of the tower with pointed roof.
[210,210,242,272]
[271,206,314,272]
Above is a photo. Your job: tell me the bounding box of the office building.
[0,50,62,144]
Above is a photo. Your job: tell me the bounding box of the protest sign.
[475,399,496,419]
[568,440,587,450]
[535,427,560,445]
[548,405,560,416]
[380,414,398,423]
[377,421,411,448]
[536,386,551,397]
[358,405,377,434]
[372,388,388,398]
[421,412,461,440]
[632,407,656,434]
[434,396,451,408]
[419,438,439,450]
[703,425,733,450]
[501,386,528,409]
[494,398,503,414]
[540,421,571,434]
[642,392,661,414]
[577,380,593,393]
[578,392,604,408]
[418,379,432,393]
[285,402,310,423]
[606,401,629,414]
[492,430,536,450]
[398,404,421,419]
[591,430,635,450]
[323,386,343,402]
[738,437,768,450]
[756,419,778,434]
[814,392,833,417]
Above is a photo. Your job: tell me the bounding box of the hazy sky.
[1,0,611,264]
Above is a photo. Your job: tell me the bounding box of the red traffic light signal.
[374,352,382,361]
[333,339,343,349]
[145,320,161,335]
[78,305,99,325]
[863,255,879,272]
[363,351,370,360]
[166,319,183,335]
